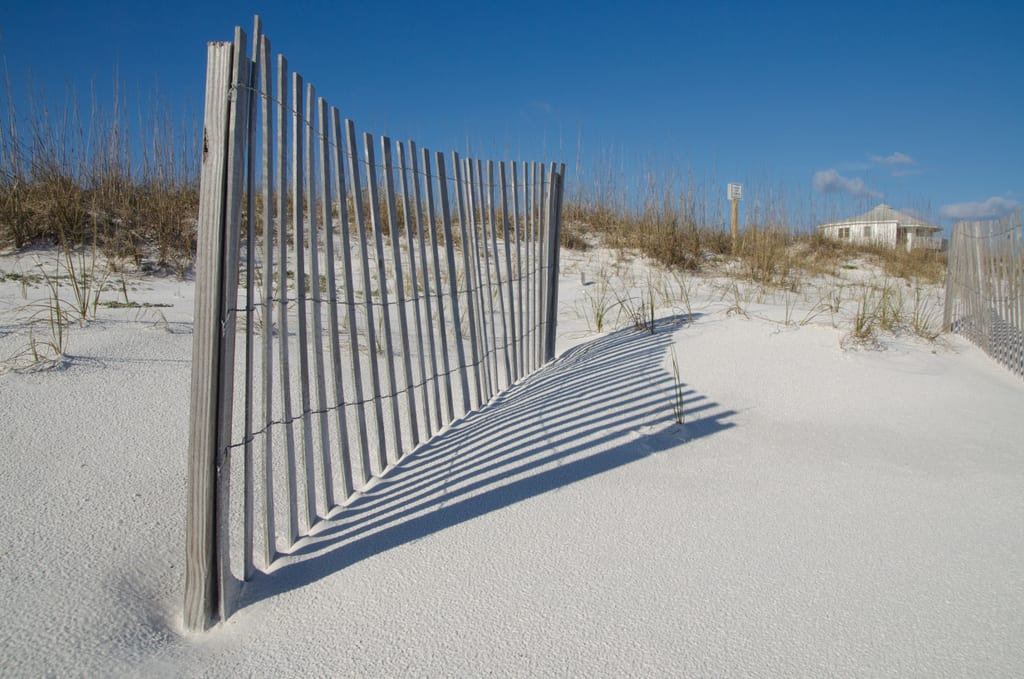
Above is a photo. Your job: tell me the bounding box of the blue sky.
[2,0,1021,230]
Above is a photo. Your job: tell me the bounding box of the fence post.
[544,165,565,362]
[943,223,959,331]
[184,40,234,632]
[184,26,250,631]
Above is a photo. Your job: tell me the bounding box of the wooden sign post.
[728,183,743,254]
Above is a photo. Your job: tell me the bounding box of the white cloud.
[812,169,882,199]
[939,196,1020,220]
[871,152,915,166]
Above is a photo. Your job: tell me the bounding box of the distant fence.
[185,19,565,630]
[944,212,1023,378]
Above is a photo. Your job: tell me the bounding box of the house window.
[863,226,872,238]
[838,227,850,239]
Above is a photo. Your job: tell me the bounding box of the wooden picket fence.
[185,19,565,630]
[944,211,1023,378]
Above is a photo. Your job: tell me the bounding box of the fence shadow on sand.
[240,313,737,608]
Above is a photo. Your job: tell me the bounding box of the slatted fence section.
[186,19,565,630]
[944,211,1024,378]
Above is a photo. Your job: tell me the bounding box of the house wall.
[821,220,898,247]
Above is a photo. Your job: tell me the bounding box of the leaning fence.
[185,18,565,630]
[944,211,1023,378]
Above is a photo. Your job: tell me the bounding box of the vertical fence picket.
[474,160,499,395]
[452,153,483,409]
[365,134,404,463]
[438,152,472,414]
[185,38,234,633]
[345,120,388,476]
[485,161,512,389]
[398,141,432,441]
[241,18,260,583]
[943,223,957,331]
[331,110,373,486]
[425,149,458,421]
[464,158,492,403]
[545,164,565,362]
[410,142,444,433]
[536,163,544,366]
[381,138,419,453]
[536,163,544,372]
[523,162,534,374]
[304,83,335,515]
[998,220,1006,367]
[213,26,252,625]
[274,54,299,547]
[318,98,354,500]
[291,72,317,533]
[499,162,519,384]
[257,34,277,569]
[510,162,523,381]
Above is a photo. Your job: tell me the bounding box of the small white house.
[818,204,944,251]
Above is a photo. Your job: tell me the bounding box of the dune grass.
[0,71,949,373]
[0,75,200,272]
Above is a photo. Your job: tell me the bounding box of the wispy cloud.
[871,151,915,166]
[939,196,1020,220]
[812,169,882,199]
[530,100,553,114]
[871,151,922,177]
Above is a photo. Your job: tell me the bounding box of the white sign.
[728,183,743,201]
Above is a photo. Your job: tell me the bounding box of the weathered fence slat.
[242,17,260,583]
[424,148,459,421]
[536,163,545,367]
[330,109,373,486]
[185,38,234,634]
[345,119,388,476]
[256,33,277,570]
[213,26,252,626]
[397,141,432,441]
[463,157,490,404]
[507,162,522,381]
[546,163,565,362]
[274,53,299,547]
[474,160,500,396]
[317,97,354,500]
[498,162,519,384]
[535,163,547,369]
[304,82,335,517]
[291,72,317,534]
[381,137,419,452]
[522,162,534,374]
[438,152,472,413]
[486,161,512,389]
[365,133,404,464]
[452,153,483,409]
[409,142,444,434]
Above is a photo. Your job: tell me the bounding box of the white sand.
[1,248,1022,677]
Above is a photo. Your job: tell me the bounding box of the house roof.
[819,204,940,231]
